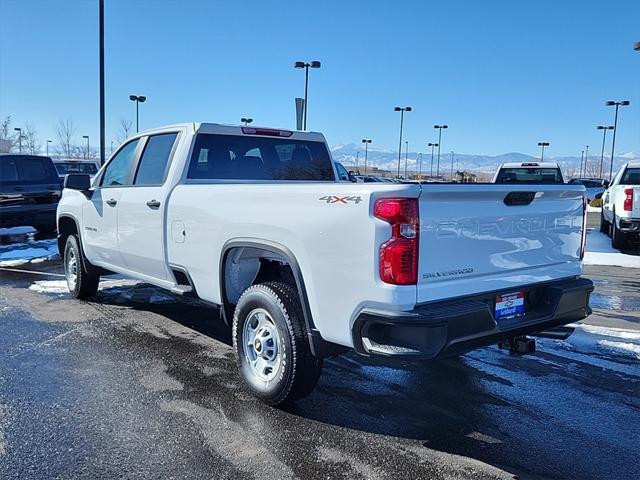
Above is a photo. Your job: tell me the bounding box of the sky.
[1,0,639,158]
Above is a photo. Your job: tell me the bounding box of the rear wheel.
[610,215,627,250]
[599,210,609,234]
[232,281,322,405]
[64,234,100,299]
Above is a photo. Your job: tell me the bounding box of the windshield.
[496,167,563,184]
[55,162,98,175]
[620,168,640,185]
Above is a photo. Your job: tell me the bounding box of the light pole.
[583,145,589,176]
[82,135,90,160]
[394,107,411,178]
[129,94,147,133]
[428,142,438,178]
[579,150,584,178]
[46,139,52,156]
[362,139,371,175]
[418,153,423,178]
[13,127,22,153]
[450,151,455,181]
[597,126,614,179]
[294,60,321,131]
[537,141,550,161]
[605,100,630,181]
[356,151,360,170]
[433,125,448,177]
[241,117,253,126]
[404,141,409,178]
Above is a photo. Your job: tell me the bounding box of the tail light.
[374,198,419,285]
[623,188,633,211]
[580,196,587,260]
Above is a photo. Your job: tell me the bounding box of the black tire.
[610,215,627,250]
[232,281,322,405]
[64,234,100,299]
[599,210,609,234]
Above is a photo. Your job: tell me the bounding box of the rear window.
[496,167,563,184]
[187,134,334,181]
[0,155,58,184]
[55,162,98,175]
[620,168,640,185]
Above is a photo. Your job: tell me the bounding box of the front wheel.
[64,234,100,299]
[232,282,322,405]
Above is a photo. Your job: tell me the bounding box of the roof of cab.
[131,122,326,142]
[499,162,560,168]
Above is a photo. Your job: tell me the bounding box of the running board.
[531,326,575,340]
[170,285,193,295]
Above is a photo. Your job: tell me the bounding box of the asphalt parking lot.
[0,216,638,480]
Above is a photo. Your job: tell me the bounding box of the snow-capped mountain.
[330,143,639,178]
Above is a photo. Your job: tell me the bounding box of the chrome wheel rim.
[66,248,77,291]
[242,308,282,381]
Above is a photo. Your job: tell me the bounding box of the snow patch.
[0,226,36,235]
[29,278,141,294]
[0,239,59,266]
[583,230,639,268]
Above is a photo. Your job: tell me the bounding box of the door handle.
[146,199,161,208]
[106,198,117,207]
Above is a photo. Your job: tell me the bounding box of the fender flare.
[219,239,339,357]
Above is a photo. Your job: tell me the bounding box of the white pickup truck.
[57,123,593,404]
[601,161,640,249]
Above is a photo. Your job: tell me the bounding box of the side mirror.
[348,171,357,183]
[603,180,610,188]
[64,174,91,191]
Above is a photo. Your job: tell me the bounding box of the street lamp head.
[597,125,605,129]
[294,61,306,68]
[14,127,21,132]
[394,106,402,111]
[129,95,137,101]
[82,135,89,139]
[310,61,321,68]
[404,106,412,111]
[620,100,630,106]
[138,96,146,103]
[635,41,640,51]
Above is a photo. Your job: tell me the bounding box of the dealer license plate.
[495,291,525,320]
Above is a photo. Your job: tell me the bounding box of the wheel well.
[57,216,78,257]
[220,243,343,358]
[222,247,295,306]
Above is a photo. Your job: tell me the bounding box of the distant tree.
[0,116,16,153]
[24,123,41,154]
[56,119,77,158]
[117,118,133,144]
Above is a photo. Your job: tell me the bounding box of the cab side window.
[134,133,178,186]
[101,139,140,187]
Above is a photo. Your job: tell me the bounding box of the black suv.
[0,154,62,233]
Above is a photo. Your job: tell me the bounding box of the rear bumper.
[0,205,58,228]
[352,277,594,359]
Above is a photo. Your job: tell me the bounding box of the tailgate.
[416,184,584,303]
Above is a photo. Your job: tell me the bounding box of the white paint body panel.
[603,162,640,225]
[58,123,588,350]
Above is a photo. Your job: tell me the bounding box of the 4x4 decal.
[319,195,363,204]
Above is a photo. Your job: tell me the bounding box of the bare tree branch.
[24,122,41,155]
[0,116,16,153]
[56,119,77,158]
[117,118,133,144]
